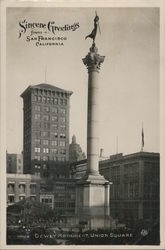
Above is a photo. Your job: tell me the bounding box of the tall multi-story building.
[71,151,160,226]
[21,83,73,175]
[6,152,23,174]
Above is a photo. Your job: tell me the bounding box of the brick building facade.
[71,151,160,225]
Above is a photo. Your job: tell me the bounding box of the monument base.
[75,173,113,230]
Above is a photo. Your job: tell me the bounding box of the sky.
[6,7,160,157]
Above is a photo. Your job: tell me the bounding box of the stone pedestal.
[76,178,111,229]
[75,44,112,230]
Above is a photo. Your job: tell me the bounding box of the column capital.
[82,43,105,73]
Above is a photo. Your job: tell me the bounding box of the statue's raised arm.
[85,13,99,44]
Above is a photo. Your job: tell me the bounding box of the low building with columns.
[7,173,41,206]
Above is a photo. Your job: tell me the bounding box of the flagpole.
[141,122,144,152]
[116,136,118,154]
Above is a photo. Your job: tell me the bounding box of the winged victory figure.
[85,12,101,44]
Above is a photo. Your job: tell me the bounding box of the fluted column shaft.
[87,69,99,174]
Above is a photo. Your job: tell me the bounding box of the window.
[35,105,41,112]
[43,97,46,103]
[35,172,40,177]
[43,140,49,145]
[60,149,66,155]
[51,140,57,146]
[34,113,41,120]
[35,131,41,137]
[19,196,25,201]
[52,156,57,161]
[35,147,40,153]
[52,124,58,130]
[35,164,41,169]
[43,164,47,170]
[60,117,66,123]
[61,108,66,114]
[43,156,49,161]
[8,183,15,192]
[42,131,49,137]
[51,148,58,154]
[35,155,41,161]
[60,124,66,130]
[30,184,36,194]
[60,99,63,105]
[38,96,42,102]
[43,122,50,129]
[35,139,41,144]
[34,122,41,129]
[43,148,49,153]
[52,116,58,122]
[60,141,65,147]
[19,184,26,193]
[60,99,67,105]
[43,115,49,121]
[52,132,58,137]
[56,185,65,190]
[54,98,58,104]
[60,133,66,138]
[34,95,37,102]
[44,106,50,112]
[8,195,15,203]
[52,107,58,113]
[47,97,50,103]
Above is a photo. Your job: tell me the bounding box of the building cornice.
[20,83,73,98]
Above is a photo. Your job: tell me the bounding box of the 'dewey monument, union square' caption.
[75,13,113,229]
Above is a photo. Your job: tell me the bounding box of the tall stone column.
[83,43,105,178]
[75,43,112,230]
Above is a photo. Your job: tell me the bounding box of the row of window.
[34,127,66,138]
[35,139,58,146]
[35,134,66,143]
[34,122,65,130]
[41,198,53,204]
[35,105,66,114]
[34,121,66,129]
[34,143,66,153]
[34,114,66,122]
[34,96,67,106]
[8,195,36,203]
[111,182,139,199]
[34,155,66,162]
[34,149,66,158]
[8,183,36,193]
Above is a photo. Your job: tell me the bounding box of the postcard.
[0,0,164,249]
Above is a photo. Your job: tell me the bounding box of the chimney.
[100,148,104,158]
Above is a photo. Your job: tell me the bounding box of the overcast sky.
[6,7,160,157]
